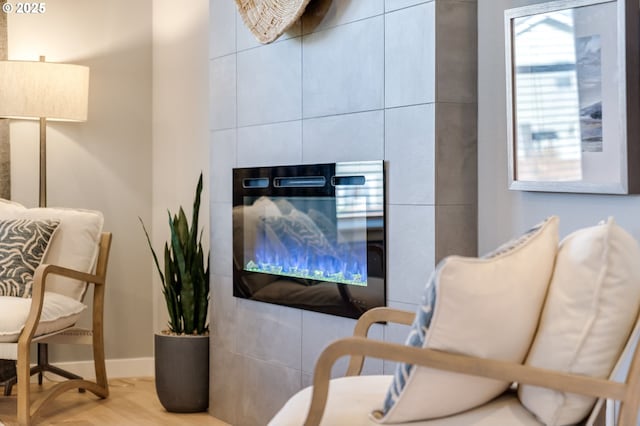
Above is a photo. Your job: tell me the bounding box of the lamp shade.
[0,60,89,122]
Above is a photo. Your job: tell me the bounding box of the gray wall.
[478,0,640,253]
[209,0,476,424]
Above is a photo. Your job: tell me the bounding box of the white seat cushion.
[0,292,86,344]
[268,376,542,426]
[0,199,104,301]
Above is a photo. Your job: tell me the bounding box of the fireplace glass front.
[232,161,385,319]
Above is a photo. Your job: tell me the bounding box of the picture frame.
[504,0,640,194]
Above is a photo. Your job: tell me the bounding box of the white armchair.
[0,199,112,425]
[270,217,640,426]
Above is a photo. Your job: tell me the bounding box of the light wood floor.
[0,377,229,426]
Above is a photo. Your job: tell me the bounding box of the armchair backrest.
[0,199,104,301]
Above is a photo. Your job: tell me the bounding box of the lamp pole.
[38,56,46,207]
[39,116,46,207]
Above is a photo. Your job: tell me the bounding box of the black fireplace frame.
[232,161,386,319]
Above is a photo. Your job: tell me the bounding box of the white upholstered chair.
[0,199,112,425]
[270,217,640,426]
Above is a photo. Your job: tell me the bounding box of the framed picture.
[504,0,640,193]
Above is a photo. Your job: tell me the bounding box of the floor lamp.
[0,56,89,207]
[0,56,90,388]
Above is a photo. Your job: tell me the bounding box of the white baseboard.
[46,357,154,380]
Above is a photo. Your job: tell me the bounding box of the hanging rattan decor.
[235,0,312,44]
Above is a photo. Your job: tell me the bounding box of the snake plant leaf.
[190,174,203,253]
[169,211,196,334]
[175,209,189,251]
[139,217,165,285]
[193,242,209,334]
[140,216,181,332]
[164,242,182,333]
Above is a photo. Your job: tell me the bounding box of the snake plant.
[140,173,210,335]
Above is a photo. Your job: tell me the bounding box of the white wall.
[8,0,154,362]
[478,0,640,252]
[8,0,211,368]
[151,0,210,334]
[7,0,210,371]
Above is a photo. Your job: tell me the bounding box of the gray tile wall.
[208,0,477,424]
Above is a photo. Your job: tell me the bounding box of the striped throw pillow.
[0,219,60,297]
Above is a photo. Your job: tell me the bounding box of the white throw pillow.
[519,217,640,426]
[0,199,104,301]
[375,217,559,423]
[0,291,87,343]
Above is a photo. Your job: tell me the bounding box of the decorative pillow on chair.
[374,216,559,423]
[0,218,60,297]
[0,199,104,301]
[519,217,640,426]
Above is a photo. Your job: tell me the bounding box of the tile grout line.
[382,0,388,346]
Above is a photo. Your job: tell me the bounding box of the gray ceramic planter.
[154,333,209,413]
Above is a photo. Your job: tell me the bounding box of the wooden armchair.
[0,199,112,425]
[270,217,640,426]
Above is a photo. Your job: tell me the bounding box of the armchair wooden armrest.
[20,263,106,344]
[14,232,111,426]
[305,307,640,426]
[346,307,415,376]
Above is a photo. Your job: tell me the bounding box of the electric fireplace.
[232,161,385,319]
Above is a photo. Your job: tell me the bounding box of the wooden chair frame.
[303,307,640,426]
[5,232,112,425]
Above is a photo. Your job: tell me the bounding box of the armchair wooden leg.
[17,342,32,426]
[93,324,109,395]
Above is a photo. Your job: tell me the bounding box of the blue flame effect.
[245,240,368,286]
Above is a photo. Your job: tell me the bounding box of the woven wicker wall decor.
[235,0,312,44]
